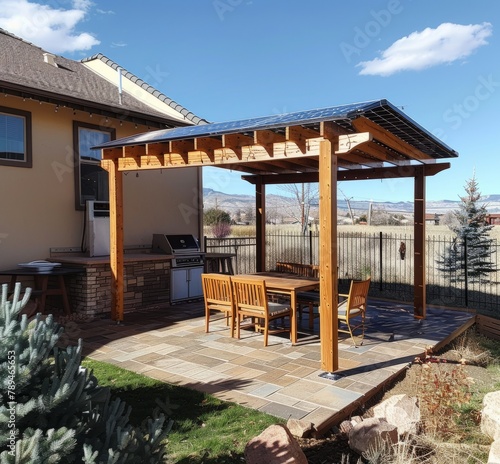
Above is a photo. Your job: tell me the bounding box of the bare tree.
[278,183,319,234]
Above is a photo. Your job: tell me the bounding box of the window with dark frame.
[73,121,115,209]
[0,106,32,167]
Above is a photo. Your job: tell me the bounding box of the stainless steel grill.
[152,234,204,304]
[152,234,204,267]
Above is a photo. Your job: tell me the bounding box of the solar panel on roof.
[94,99,458,160]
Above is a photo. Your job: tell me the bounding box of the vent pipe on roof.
[117,67,123,105]
[43,52,58,67]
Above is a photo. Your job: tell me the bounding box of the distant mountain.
[202,188,500,216]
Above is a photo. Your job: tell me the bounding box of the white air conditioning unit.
[85,200,110,257]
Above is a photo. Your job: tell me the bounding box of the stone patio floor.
[64,298,475,436]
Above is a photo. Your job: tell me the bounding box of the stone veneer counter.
[52,253,173,318]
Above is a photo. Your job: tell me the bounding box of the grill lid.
[152,234,200,255]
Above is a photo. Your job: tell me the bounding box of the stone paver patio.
[64,298,475,436]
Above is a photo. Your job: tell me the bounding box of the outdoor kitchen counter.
[49,252,175,265]
[43,253,177,317]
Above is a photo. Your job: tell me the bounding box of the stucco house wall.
[0,29,206,271]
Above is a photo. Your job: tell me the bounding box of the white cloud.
[357,22,492,76]
[0,0,100,54]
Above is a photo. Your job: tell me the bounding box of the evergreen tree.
[203,207,231,226]
[436,175,496,283]
[0,283,171,464]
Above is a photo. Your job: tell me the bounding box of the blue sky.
[1,0,499,202]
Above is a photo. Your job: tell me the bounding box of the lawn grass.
[81,358,283,463]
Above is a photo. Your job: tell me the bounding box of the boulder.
[286,418,314,438]
[482,391,500,441]
[487,439,500,464]
[245,424,308,464]
[373,394,420,436]
[348,417,398,456]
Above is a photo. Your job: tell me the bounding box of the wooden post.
[319,139,338,372]
[414,166,426,319]
[255,177,265,272]
[103,158,124,322]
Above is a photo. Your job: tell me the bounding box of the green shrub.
[0,283,171,463]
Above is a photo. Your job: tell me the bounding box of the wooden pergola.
[97,99,458,373]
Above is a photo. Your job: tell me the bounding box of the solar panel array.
[95,99,458,160]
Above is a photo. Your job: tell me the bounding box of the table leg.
[290,291,297,344]
[36,275,49,314]
[57,275,71,314]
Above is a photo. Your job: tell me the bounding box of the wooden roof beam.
[102,147,125,160]
[254,129,286,156]
[352,117,433,161]
[357,141,411,166]
[286,125,321,153]
[336,132,372,154]
[169,139,195,165]
[194,137,222,162]
[241,162,450,184]
[222,133,254,159]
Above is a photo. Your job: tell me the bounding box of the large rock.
[348,417,398,456]
[482,391,500,441]
[488,439,500,464]
[245,424,308,464]
[373,394,420,436]
[286,418,313,438]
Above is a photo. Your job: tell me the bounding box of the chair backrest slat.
[202,273,232,305]
[347,278,371,311]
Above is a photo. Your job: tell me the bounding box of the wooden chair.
[201,273,235,337]
[231,276,291,347]
[338,278,370,346]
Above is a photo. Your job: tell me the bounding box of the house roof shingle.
[0,28,207,128]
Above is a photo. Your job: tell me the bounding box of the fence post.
[379,232,383,291]
[204,235,208,252]
[309,229,313,265]
[464,236,468,307]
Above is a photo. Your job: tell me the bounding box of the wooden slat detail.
[320,120,349,139]
[169,139,194,164]
[352,117,433,160]
[476,314,500,340]
[359,141,411,166]
[254,129,286,155]
[336,132,372,154]
[123,144,147,158]
[146,142,170,157]
[222,133,254,159]
[102,147,124,160]
[336,151,383,168]
[194,137,222,162]
[286,125,321,153]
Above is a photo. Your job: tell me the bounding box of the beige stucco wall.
[0,96,202,269]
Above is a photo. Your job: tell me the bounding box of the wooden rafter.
[222,133,254,159]
[286,125,321,153]
[352,117,433,161]
[240,163,451,185]
[195,137,222,162]
[254,129,286,155]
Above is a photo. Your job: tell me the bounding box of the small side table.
[0,266,85,314]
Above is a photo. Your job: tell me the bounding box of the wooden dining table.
[235,272,320,344]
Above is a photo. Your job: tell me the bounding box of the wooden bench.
[275,262,319,278]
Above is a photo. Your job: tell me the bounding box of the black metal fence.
[205,231,500,316]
